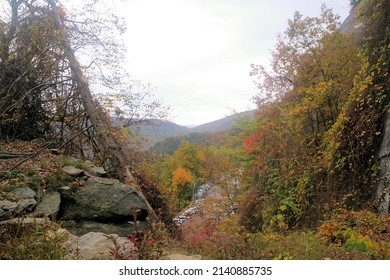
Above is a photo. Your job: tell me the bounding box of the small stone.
[16,198,37,213]
[166,254,202,260]
[30,138,46,146]
[0,200,19,221]
[9,187,36,200]
[89,166,107,177]
[63,166,84,177]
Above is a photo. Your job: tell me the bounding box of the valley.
[134,109,256,149]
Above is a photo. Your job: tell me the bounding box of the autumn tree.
[172,167,193,188]
[171,167,193,208]
[99,80,169,130]
[0,0,74,140]
[170,141,206,180]
[0,0,168,149]
[243,5,364,230]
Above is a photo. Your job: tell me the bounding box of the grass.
[58,155,93,171]
[0,218,69,260]
[44,171,73,191]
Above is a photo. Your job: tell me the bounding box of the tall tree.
[0,0,73,139]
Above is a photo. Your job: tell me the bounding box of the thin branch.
[0,152,33,159]
[8,139,58,172]
[57,124,93,150]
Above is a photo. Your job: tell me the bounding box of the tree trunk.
[376,109,390,214]
[47,0,158,222]
[0,0,18,64]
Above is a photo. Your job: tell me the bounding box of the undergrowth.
[0,218,69,260]
[182,210,390,260]
[110,222,169,260]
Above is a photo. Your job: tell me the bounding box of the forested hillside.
[0,0,389,260]
[132,109,255,149]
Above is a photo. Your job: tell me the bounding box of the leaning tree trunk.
[47,0,158,222]
[376,108,390,214]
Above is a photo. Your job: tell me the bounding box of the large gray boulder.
[61,177,148,222]
[63,166,84,177]
[88,166,107,177]
[67,232,136,260]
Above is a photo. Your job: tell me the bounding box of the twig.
[0,152,34,159]
[57,125,93,150]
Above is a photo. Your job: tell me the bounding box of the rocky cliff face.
[340,6,357,34]
[339,4,389,214]
[375,111,390,214]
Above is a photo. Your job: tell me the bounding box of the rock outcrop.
[62,166,84,177]
[60,177,148,222]
[173,183,211,226]
[0,161,151,259]
[376,110,390,213]
[1,162,151,235]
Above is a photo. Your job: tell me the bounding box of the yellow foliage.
[196,150,206,162]
[172,167,192,188]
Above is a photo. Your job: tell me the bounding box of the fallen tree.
[47,0,158,222]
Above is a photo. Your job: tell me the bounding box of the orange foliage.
[172,167,192,188]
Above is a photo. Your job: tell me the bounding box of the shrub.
[0,218,69,259]
[317,210,390,259]
[110,222,169,260]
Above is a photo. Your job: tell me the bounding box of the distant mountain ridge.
[191,110,255,133]
[136,109,256,148]
[136,119,190,140]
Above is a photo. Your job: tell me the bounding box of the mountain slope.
[138,110,255,151]
[137,119,190,139]
[191,110,255,133]
[135,109,256,148]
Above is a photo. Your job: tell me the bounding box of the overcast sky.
[115,0,351,126]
